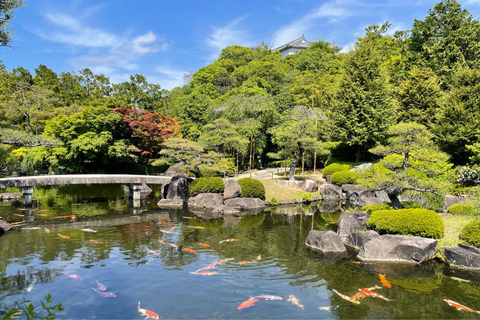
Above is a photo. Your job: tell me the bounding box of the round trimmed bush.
[367,208,445,239]
[447,204,479,216]
[238,178,266,200]
[189,177,225,195]
[331,171,358,186]
[401,201,424,209]
[362,203,393,214]
[322,163,352,176]
[460,220,480,247]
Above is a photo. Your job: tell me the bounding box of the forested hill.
[1,0,480,177]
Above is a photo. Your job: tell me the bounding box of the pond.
[1,184,480,319]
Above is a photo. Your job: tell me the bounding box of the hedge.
[238,178,266,200]
[447,204,479,216]
[460,220,480,247]
[401,201,424,209]
[367,208,445,239]
[189,177,225,195]
[322,163,352,176]
[362,203,393,214]
[331,170,358,186]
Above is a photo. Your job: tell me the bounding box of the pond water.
[1,184,480,319]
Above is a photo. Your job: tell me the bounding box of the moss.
[238,178,266,200]
[460,220,480,247]
[322,163,352,176]
[331,170,358,186]
[447,204,479,216]
[367,208,445,239]
[362,203,393,214]
[189,177,225,195]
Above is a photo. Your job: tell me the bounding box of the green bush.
[331,171,358,186]
[189,177,225,195]
[302,192,312,202]
[362,203,393,214]
[367,208,445,239]
[401,201,424,209]
[322,163,352,176]
[238,178,266,200]
[270,196,278,206]
[460,220,480,247]
[447,204,479,216]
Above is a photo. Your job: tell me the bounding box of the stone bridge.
[0,174,171,206]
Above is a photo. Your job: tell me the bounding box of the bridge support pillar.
[127,183,143,201]
[21,186,34,206]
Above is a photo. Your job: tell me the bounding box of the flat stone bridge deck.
[0,174,172,205]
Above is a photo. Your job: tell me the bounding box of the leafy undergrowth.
[438,215,476,249]
[262,179,321,201]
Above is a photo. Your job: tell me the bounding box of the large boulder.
[342,184,373,200]
[375,190,391,203]
[164,165,189,177]
[444,243,480,270]
[443,195,465,212]
[164,176,193,200]
[0,218,12,233]
[305,230,346,253]
[320,184,343,200]
[157,199,184,209]
[0,193,22,201]
[188,193,224,209]
[212,205,240,215]
[224,198,265,210]
[299,180,318,192]
[355,197,383,207]
[350,163,373,172]
[357,235,437,264]
[223,178,241,200]
[337,211,370,241]
[345,230,380,250]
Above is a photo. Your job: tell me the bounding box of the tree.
[198,118,248,160]
[113,74,166,113]
[0,0,24,47]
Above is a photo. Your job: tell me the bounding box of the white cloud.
[154,66,187,90]
[205,16,252,61]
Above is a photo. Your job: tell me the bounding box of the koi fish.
[190,271,218,275]
[256,254,261,261]
[198,243,212,248]
[331,289,360,304]
[89,240,107,244]
[158,239,165,245]
[319,306,338,311]
[64,273,83,280]
[92,288,116,297]
[37,214,49,217]
[197,263,217,272]
[58,234,70,239]
[379,274,392,288]
[352,261,361,264]
[238,261,257,265]
[26,279,36,292]
[216,258,234,264]
[70,215,77,221]
[148,249,159,255]
[52,215,75,220]
[219,239,238,244]
[359,288,393,301]
[444,299,480,314]
[138,302,159,320]
[193,226,205,229]
[169,243,178,249]
[238,298,259,310]
[161,227,175,234]
[253,295,283,301]
[183,216,195,219]
[351,291,368,300]
[45,228,51,233]
[450,277,471,283]
[183,247,198,255]
[81,228,97,233]
[288,295,304,310]
[363,285,382,291]
[96,280,107,291]
[14,214,24,217]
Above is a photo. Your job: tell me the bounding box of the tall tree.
[0,0,23,47]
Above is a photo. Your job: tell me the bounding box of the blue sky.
[3,0,480,90]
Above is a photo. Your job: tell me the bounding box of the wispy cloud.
[205,16,252,61]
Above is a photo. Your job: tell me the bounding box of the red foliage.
[114,106,181,157]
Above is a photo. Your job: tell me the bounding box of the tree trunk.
[402,152,409,172]
[252,132,256,170]
[355,146,362,162]
[302,152,305,174]
[289,155,300,181]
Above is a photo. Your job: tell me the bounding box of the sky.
[2,0,480,90]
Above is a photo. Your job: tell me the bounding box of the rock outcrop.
[188,193,224,209]
[305,230,346,253]
[157,199,184,209]
[300,180,318,192]
[345,231,380,250]
[320,184,343,200]
[212,205,240,215]
[164,176,193,200]
[442,195,465,212]
[224,198,265,210]
[164,166,189,177]
[336,211,370,241]
[0,218,12,233]
[223,178,241,200]
[444,243,480,270]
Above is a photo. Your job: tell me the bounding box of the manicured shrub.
[322,163,352,176]
[270,196,278,206]
[401,201,424,209]
[189,177,224,195]
[331,171,358,186]
[460,220,480,247]
[367,208,445,239]
[238,178,266,200]
[362,203,393,214]
[447,204,479,216]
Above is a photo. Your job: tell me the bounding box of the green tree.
[113,74,166,113]
[0,0,24,47]
[199,118,248,159]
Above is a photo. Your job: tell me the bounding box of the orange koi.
[183,247,198,255]
[238,260,257,265]
[64,273,83,280]
[288,295,304,310]
[216,258,234,264]
[45,228,51,233]
[332,289,360,304]
[169,243,178,249]
[89,240,107,244]
[158,239,165,245]
[219,239,237,244]
[161,227,175,234]
[14,214,24,217]
[379,274,391,288]
[58,234,70,239]
[183,216,195,219]
[37,214,49,217]
[197,263,217,272]
[238,298,259,310]
[138,302,159,320]
[190,271,218,275]
[359,288,393,301]
[148,249,159,255]
[198,243,212,248]
[444,299,480,314]
[352,261,361,264]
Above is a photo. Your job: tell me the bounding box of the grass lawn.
[438,215,476,249]
[262,179,321,201]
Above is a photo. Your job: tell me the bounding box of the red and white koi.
[183,247,198,255]
[168,243,178,249]
[190,271,218,276]
[64,273,83,280]
[158,239,165,245]
[256,254,262,261]
[238,298,259,310]
[238,260,257,265]
[219,239,237,244]
[288,295,304,310]
[96,280,107,291]
[359,288,393,301]
[161,227,175,234]
[253,295,283,301]
[332,289,360,304]
[198,243,212,248]
[92,288,116,297]
[444,299,480,314]
[45,228,51,233]
[379,274,392,288]
[138,302,159,320]
[216,258,234,264]
[148,249,160,255]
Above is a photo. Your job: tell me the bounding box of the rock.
[444,244,480,270]
[223,179,241,200]
[342,184,374,200]
[0,218,12,232]
[357,235,437,264]
[123,183,152,199]
[164,176,193,200]
[345,230,380,250]
[337,211,370,241]
[350,163,373,172]
[390,195,403,209]
[355,197,383,207]
[375,190,391,203]
[325,175,332,184]
[0,193,22,201]
[320,184,343,200]
[164,165,189,177]
[300,180,318,192]
[305,230,346,253]
[212,205,240,215]
[224,198,266,210]
[157,198,184,209]
[386,186,403,197]
[443,195,465,212]
[188,193,224,209]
